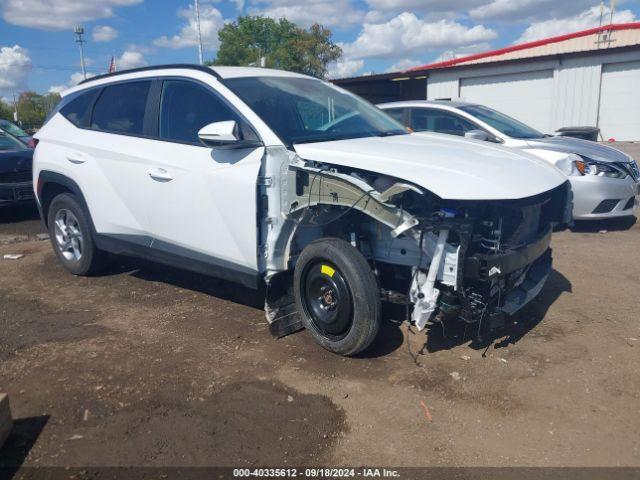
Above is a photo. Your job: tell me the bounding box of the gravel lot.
[0,149,639,470]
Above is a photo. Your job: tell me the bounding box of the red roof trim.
[405,22,640,73]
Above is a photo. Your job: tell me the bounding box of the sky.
[0,0,639,99]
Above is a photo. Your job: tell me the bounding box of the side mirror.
[198,121,241,147]
[464,130,490,142]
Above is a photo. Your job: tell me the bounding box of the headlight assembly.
[574,157,628,179]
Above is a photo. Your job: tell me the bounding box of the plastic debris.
[419,400,433,422]
[450,371,461,381]
[3,254,24,260]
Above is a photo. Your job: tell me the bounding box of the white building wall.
[552,57,602,129]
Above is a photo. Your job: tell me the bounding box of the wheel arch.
[37,171,93,231]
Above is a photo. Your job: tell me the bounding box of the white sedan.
[379,100,639,220]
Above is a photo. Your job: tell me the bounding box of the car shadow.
[106,257,265,309]
[422,269,572,354]
[570,216,636,232]
[0,414,49,478]
[101,256,408,357]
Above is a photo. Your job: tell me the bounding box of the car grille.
[618,161,640,182]
[0,171,31,183]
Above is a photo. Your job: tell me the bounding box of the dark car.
[0,130,34,207]
[0,119,33,147]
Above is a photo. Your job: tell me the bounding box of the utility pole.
[11,91,18,124]
[609,0,616,26]
[74,25,87,79]
[195,0,204,65]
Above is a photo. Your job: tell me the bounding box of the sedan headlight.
[574,156,628,179]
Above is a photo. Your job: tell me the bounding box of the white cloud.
[470,0,594,22]
[0,0,142,30]
[343,12,497,60]
[248,0,364,28]
[153,3,224,50]
[92,25,118,42]
[431,42,492,62]
[0,45,31,93]
[48,71,95,95]
[385,58,421,72]
[327,58,365,79]
[116,50,147,70]
[366,0,486,14]
[516,5,637,43]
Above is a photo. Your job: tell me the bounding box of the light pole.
[74,25,87,80]
[195,0,204,65]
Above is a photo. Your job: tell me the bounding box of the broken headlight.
[574,156,628,179]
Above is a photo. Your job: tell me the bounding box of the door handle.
[66,153,86,164]
[148,168,173,182]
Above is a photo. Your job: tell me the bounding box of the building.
[333,23,640,141]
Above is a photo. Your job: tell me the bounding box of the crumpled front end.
[260,145,572,341]
[405,183,571,339]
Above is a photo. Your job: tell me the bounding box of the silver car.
[379,100,639,220]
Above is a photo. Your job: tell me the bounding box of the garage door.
[599,61,640,141]
[460,70,554,133]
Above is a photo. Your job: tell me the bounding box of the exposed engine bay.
[259,146,572,342]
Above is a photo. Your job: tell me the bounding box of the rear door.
[59,80,157,242]
[144,78,265,282]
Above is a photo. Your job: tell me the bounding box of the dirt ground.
[0,193,639,470]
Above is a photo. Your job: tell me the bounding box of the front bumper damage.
[260,146,570,342]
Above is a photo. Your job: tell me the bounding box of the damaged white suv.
[34,65,572,356]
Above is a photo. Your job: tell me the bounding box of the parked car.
[0,119,34,148]
[0,130,34,207]
[379,101,639,220]
[34,65,571,356]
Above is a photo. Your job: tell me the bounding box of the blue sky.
[1,0,639,98]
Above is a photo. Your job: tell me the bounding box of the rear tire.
[294,238,381,356]
[47,193,107,276]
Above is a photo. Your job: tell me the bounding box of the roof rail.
[79,63,222,85]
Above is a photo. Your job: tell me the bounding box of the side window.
[410,108,477,137]
[60,89,99,128]
[91,81,151,135]
[159,80,244,144]
[384,108,407,126]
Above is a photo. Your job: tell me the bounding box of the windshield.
[225,76,407,145]
[0,119,29,138]
[0,131,27,151]
[459,105,544,139]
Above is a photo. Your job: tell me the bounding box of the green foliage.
[0,91,61,130]
[0,99,13,122]
[210,16,342,79]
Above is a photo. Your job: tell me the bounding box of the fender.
[36,170,97,234]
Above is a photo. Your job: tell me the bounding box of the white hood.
[293,132,566,201]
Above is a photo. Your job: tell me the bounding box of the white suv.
[34,65,571,356]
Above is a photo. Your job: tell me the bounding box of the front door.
[144,79,264,281]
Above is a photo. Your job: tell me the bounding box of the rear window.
[60,89,99,128]
[91,81,151,135]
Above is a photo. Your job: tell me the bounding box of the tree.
[0,99,13,122]
[210,16,342,79]
[11,91,61,129]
